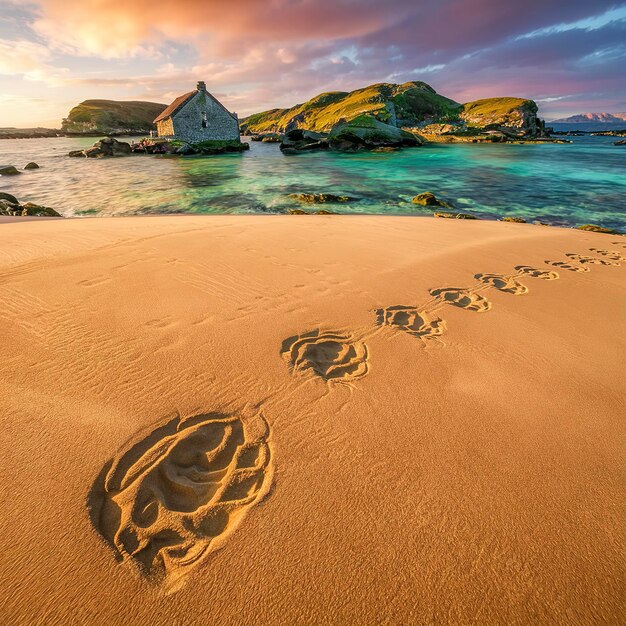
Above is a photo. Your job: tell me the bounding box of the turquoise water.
[0,135,624,229]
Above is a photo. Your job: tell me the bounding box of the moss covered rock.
[576,224,620,234]
[412,192,452,208]
[289,193,353,203]
[434,211,477,220]
[328,115,421,151]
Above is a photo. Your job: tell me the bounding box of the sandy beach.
[0,215,624,625]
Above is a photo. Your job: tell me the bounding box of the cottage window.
[201,112,207,128]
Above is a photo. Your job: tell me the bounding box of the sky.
[1,0,625,127]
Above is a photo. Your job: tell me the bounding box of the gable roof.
[154,91,195,123]
[154,88,238,124]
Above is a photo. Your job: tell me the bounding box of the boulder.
[24,162,40,169]
[0,198,60,217]
[0,165,21,175]
[21,202,61,217]
[434,211,477,220]
[614,139,626,146]
[280,129,329,154]
[69,136,133,158]
[328,115,422,151]
[0,199,21,215]
[289,193,353,203]
[0,191,19,204]
[412,192,452,208]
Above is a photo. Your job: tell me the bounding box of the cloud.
[2,0,626,124]
[0,38,69,85]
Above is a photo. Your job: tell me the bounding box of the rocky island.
[241,81,554,150]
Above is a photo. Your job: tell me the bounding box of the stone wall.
[156,118,174,137]
[172,91,239,142]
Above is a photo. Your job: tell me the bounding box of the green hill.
[62,100,167,135]
[241,83,544,138]
[240,82,461,134]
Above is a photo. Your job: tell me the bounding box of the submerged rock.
[24,162,40,169]
[576,224,620,234]
[434,211,477,220]
[328,115,422,151]
[289,193,353,203]
[614,139,626,146]
[0,165,21,175]
[412,192,452,208]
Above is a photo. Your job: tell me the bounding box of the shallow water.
[0,135,624,229]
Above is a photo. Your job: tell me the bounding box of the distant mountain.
[240,82,543,137]
[62,100,167,135]
[549,112,626,131]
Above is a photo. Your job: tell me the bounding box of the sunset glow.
[1,0,625,127]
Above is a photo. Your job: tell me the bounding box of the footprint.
[376,306,446,339]
[281,330,369,382]
[545,260,590,273]
[430,287,492,312]
[515,266,559,280]
[589,248,625,261]
[89,411,272,591]
[474,273,529,295]
[565,253,619,266]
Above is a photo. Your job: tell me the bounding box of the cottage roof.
[154,91,195,123]
[154,86,238,123]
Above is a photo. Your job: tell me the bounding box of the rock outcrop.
[0,194,61,217]
[289,193,354,203]
[69,137,133,158]
[411,192,452,208]
[280,129,329,153]
[328,116,422,150]
[460,98,542,136]
[130,138,249,155]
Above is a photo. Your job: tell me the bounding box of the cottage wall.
[156,118,174,137]
[172,91,239,142]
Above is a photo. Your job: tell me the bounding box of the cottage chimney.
[197,81,206,92]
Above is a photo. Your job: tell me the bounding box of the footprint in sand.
[281,329,369,383]
[375,305,446,340]
[474,273,529,295]
[430,287,492,312]
[515,266,559,280]
[589,248,625,262]
[545,260,590,273]
[565,253,619,266]
[89,411,272,591]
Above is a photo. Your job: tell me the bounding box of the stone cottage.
[154,81,240,142]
